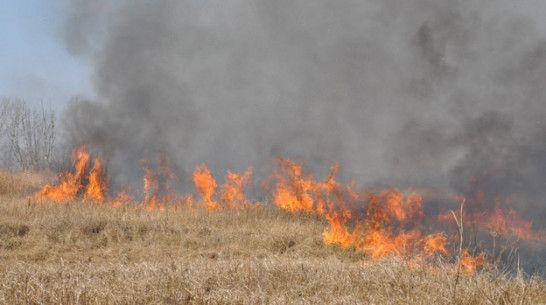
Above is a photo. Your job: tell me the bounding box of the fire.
[192,163,220,210]
[220,167,253,209]
[36,145,94,202]
[84,158,107,202]
[318,165,362,247]
[479,202,544,241]
[458,249,489,272]
[272,158,315,212]
[141,154,178,209]
[111,191,134,208]
[438,175,546,243]
[330,189,431,260]
[32,145,545,273]
[322,208,359,247]
[268,162,455,261]
[265,159,507,268]
[184,194,193,209]
[420,233,449,257]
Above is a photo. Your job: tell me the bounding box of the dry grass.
[0,169,54,197]
[0,172,544,304]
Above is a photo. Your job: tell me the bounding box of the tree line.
[0,98,56,170]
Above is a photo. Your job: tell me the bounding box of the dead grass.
[0,175,544,304]
[0,169,54,198]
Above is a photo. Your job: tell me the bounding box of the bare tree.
[1,98,56,169]
[0,99,11,166]
[0,99,8,134]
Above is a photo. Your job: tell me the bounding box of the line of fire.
[34,145,546,274]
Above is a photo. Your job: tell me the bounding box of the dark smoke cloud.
[59,0,546,222]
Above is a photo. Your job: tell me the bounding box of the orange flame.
[478,201,544,241]
[420,232,449,257]
[313,162,340,214]
[33,147,544,272]
[220,167,252,209]
[322,208,359,247]
[272,158,315,212]
[458,249,489,272]
[84,158,107,202]
[438,179,546,243]
[185,194,193,209]
[193,163,220,210]
[111,191,134,208]
[35,145,90,202]
[141,153,177,209]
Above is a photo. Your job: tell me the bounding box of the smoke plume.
[60,0,546,223]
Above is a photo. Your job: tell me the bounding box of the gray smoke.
[59,0,546,222]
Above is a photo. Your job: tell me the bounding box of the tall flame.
[84,158,107,202]
[193,163,220,210]
[220,167,252,209]
[35,145,90,202]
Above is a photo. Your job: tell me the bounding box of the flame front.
[33,146,546,272]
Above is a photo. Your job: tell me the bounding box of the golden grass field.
[0,170,545,304]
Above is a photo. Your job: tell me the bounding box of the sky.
[1,1,546,111]
[0,0,93,110]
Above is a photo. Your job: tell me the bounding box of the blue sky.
[0,0,93,110]
[1,1,546,111]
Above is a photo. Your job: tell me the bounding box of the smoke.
[59,1,546,219]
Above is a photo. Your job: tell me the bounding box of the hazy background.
[0,0,93,108]
[3,1,546,222]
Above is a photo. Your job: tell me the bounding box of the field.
[0,170,545,304]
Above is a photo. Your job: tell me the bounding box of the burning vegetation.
[35,145,95,202]
[33,146,546,273]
